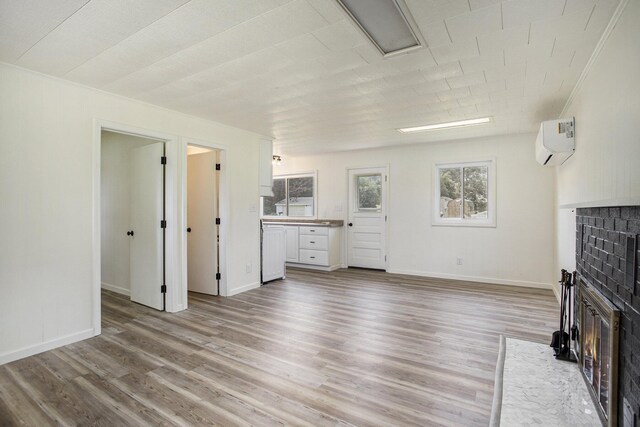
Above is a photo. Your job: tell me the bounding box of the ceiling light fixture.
[272,155,282,166]
[335,0,425,57]
[397,117,493,133]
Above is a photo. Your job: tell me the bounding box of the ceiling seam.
[16,0,92,60]
[96,1,302,88]
[64,0,196,77]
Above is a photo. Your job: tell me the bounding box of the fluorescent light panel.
[336,0,423,55]
[398,117,493,133]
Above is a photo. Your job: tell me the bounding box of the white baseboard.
[226,281,260,297]
[386,269,553,290]
[101,282,130,296]
[0,328,95,366]
[551,283,561,304]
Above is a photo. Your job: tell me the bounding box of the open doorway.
[93,121,229,336]
[186,144,220,296]
[100,130,166,310]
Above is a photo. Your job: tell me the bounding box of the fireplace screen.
[579,281,620,426]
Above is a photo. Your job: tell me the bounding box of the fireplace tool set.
[550,269,578,362]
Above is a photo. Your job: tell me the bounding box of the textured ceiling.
[0,0,620,154]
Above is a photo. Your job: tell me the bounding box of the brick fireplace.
[576,206,640,427]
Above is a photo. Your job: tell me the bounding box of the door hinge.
[385,255,387,261]
[216,273,221,281]
[385,175,387,182]
[161,156,167,165]
[161,220,167,229]
[215,163,221,171]
[215,218,221,225]
[385,215,387,221]
[161,285,167,293]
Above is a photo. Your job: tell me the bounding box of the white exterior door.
[129,142,165,310]
[347,167,387,270]
[187,150,218,295]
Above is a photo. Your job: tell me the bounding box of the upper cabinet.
[259,139,273,197]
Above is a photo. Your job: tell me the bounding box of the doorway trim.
[181,137,229,298]
[344,164,390,271]
[92,119,180,336]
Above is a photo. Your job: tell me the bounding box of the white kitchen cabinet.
[259,139,273,197]
[285,226,299,263]
[261,227,286,282]
[264,223,342,271]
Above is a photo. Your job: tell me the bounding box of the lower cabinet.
[285,227,299,263]
[264,223,342,271]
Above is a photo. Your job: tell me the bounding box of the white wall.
[555,0,640,284]
[0,63,263,364]
[276,133,556,288]
[100,132,156,295]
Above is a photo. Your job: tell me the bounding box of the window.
[262,172,316,218]
[356,174,382,211]
[434,160,495,227]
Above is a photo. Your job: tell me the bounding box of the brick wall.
[576,206,640,427]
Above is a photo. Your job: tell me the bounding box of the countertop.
[262,219,344,227]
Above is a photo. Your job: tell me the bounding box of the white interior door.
[187,150,218,295]
[129,142,165,310]
[347,167,387,270]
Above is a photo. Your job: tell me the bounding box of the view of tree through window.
[262,178,286,216]
[463,166,488,219]
[439,165,488,219]
[357,174,382,210]
[262,175,315,217]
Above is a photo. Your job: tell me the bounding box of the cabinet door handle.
[310,241,315,244]
[310,256,315,259]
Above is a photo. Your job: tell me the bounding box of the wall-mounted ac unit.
[535,117,575,166]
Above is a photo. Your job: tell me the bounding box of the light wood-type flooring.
[0,268,558,426]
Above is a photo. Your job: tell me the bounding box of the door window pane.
[439,168,461,218]
[357,174,382,211]
[463,166,488,219]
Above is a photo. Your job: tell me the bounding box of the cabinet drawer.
[299,235,328,250]
[299,249,328,266]
[299,226,328,236]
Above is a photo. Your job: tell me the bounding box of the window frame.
[260,171,318,219]
[433,159,496,227]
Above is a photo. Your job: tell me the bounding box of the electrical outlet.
[245,264,252,273]
[456,257,463,265]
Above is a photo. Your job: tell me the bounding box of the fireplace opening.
[578,279,620,426]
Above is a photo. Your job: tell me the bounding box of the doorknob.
[127,230,134,236]
[187,227,192,233]
[348,222,353,226]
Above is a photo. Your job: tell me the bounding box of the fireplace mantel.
[559,197,640,209]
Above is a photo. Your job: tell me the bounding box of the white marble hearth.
[491,337,602,427]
